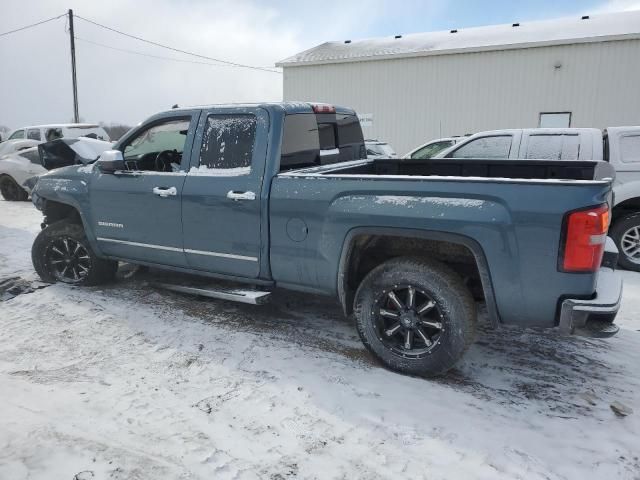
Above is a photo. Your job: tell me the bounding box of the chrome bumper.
[559,267,623,337]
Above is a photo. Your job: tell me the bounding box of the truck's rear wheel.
[0,175,28,201]
[32,219,118,285]
[611,213,640,272]
[354,257,476,377]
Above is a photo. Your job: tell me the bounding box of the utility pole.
[68,9,79,123]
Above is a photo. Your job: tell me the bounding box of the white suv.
[4,123,110,143]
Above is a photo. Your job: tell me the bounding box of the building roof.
[277,10,640,67]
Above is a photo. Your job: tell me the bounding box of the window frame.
[446,135,513,159]
[9,129,25,140]
[539,112,572,128]
[619,134,640,164]
[196,113,257,174]
[118,116,193,172]
[411,140,454,159]
[26,129,41,141]
[525,133,581,160]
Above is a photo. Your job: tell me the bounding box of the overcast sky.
[1,0,639,129]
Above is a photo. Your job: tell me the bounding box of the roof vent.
[582,15,590,20]
[394,35,402,39]
[512,22,520,27]
[344,40,351,43]
[450,29,458,33]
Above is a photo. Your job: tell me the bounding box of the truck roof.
[167,102,357,116]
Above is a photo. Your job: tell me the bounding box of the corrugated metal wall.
[282,39,640,155]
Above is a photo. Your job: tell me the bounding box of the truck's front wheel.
[354,257,476,377]
[32,220,118,285]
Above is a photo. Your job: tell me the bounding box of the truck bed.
[271,157,614,328]
[288,157,615,182]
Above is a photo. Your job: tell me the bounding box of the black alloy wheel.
[374,285,444,358]
[45,236,93,283]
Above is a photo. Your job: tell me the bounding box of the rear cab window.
[620,135,640,163]
[525,134,580,160]
[195,114,257,175]
[27,129,41,141]
[279,109,365,172]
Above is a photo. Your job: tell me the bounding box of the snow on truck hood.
[38,137,113,170]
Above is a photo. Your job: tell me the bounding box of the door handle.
[227,190,256,201]
[152,186,177,197]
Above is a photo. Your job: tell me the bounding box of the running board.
[154,283,271,305]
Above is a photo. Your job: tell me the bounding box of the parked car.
[4,123,110,143]
[0,147,44,200]
[433,127,640,271]
[29,102,621,377]
[0,138,41,157]
[0,137,113,201]
[403,137,467,160]
[365,140,397,158]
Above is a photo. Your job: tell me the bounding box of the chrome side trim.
[184,248,257,262]
[97,237,183,252]
[96,237,258,261]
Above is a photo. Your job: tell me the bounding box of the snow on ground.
[0,198,639,480]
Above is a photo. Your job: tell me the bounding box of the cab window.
[526,134,580,160]
[411,140,454,159]
[620,135,640,163]
[197,114,256,173]
[122,118,190,172]
[27,129,41,141]
[8,130,24,140]
[448,136,512,159]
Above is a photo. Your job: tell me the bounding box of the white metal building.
[277,11,640,155]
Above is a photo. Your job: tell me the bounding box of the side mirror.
[97,150,125,173]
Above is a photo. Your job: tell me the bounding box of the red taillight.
[311,103,336,114]
[561,204,610,272]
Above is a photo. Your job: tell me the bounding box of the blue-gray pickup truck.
[30,102,623,376]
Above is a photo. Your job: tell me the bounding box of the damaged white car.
[0,137,112,201]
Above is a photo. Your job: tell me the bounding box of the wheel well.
[613,198,640,222]
[42,200,82,226]
[340,234,491,319]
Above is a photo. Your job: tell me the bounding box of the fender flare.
[336,227,500,327]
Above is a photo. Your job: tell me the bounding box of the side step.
[154,283,272,305]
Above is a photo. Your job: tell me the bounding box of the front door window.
[122,119,190,172]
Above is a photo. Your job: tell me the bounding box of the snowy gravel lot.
[0,199,639,480]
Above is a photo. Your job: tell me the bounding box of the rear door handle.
[227,190,256,201]
[152,186,177,197]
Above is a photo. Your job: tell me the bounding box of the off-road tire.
[0,175,28,201]
[610,212,640,272]
[32,219,118,285]
[354,257,476,377]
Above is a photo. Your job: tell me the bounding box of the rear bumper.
[558,237,622,338]
[559,267,623,338]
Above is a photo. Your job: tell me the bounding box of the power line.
[74,14,281,74]
[74,36,278,69]
[0,13,66,38]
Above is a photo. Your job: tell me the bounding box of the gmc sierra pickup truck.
[29,102,622,376]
